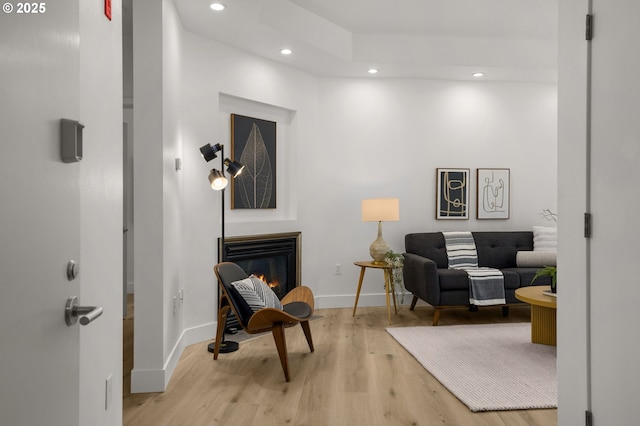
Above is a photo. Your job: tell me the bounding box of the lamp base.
[207,340,239,353]
[369,221,390,264]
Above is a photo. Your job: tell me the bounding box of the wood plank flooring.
[123,301,557,426]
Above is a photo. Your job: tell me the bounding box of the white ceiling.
[169,0,558,83]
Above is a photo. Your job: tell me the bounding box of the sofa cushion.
[501,270,521,289]
[438,269,470,290]
[438,268,520,290]
[405,231,535,269]
[503,268,552,287]
[405,232,449,268]
[473,232,534,269]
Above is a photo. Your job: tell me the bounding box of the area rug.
[386,322,557,412]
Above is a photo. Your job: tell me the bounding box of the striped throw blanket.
[443,231,506,306]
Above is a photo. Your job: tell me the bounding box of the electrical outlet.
[105,374,113,410]
[335,263,342,275]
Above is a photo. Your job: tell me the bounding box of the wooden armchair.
[213,262,315,382]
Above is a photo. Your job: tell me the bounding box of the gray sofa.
[403,231,552,325]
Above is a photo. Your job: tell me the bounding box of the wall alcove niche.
[218,92,297,224]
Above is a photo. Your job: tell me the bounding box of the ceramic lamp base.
[369,221,390,264]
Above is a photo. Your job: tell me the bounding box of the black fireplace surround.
[219,232,301,300]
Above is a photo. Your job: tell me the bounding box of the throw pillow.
[230,276,283,314]
[516,251,557,267]
[533,226,557,251]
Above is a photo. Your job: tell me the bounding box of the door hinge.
[586,14,594,40]
[586,410,593,426]
[584,213,592,238]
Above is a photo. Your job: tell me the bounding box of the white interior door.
[589,1,640,423]
[0,3,82,424]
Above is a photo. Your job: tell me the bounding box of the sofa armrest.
[403,252,440,306]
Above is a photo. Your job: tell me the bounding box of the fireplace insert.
[219,232,301,300]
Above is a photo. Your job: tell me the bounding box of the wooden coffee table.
[515,285,557,346]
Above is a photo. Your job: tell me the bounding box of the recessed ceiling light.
[473,72,484,78]
[280,48,292,55]
[368,68,378,74]
[210,3,226,11]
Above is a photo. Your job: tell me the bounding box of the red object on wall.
[105,0,112,21]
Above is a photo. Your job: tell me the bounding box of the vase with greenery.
[531,266,557,293]
[384,250,405,304]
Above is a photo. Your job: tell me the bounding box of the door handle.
[65,296,103,326]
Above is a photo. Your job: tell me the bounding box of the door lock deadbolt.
[66,260,79,281]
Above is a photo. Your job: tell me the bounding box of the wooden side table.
[515,285,557,346]
[352,261,398,324]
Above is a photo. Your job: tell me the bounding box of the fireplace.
[219,232,301,300]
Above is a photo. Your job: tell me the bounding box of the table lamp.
[362,198,400,264]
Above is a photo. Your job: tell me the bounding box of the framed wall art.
[436,168,470,219]
[477,168,510,219]
[230,114,277,209]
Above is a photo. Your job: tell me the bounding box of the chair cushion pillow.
[230,276,283,313]
[282,301,312,319]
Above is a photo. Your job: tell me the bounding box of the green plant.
[531,266,557,291]
[384,250,405,304]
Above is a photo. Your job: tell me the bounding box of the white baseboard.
[314,292,411,310]
[183,321,216,347]
[130,321,216,394]
[130,368,168,393]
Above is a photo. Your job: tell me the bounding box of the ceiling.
[167,0,558,83]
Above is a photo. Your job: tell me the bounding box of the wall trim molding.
[314,292,412,310]
[130,322,215,393]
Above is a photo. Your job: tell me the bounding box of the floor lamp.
[199,142,245,353]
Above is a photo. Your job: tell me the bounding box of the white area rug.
[387,322,557,412]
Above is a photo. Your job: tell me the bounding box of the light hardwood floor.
[123,300,557,426]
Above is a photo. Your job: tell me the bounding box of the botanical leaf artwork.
[236,123,273,208]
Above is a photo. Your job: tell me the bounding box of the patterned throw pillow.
[230,275,283,313]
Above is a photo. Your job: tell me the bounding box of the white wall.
[161,0,186,382]
[78,1,123,425]
[307,79,557,307]
[131,0,186,392]
[131,2,558,392]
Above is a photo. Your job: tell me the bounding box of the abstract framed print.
[436,168,470,219]
[477,168,510,219]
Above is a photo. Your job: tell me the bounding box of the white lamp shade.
[362,198,400,222]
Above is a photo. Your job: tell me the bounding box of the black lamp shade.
[200,143,222,162]
[224,159,245,177]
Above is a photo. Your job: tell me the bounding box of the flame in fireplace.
[257,274,280,291]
